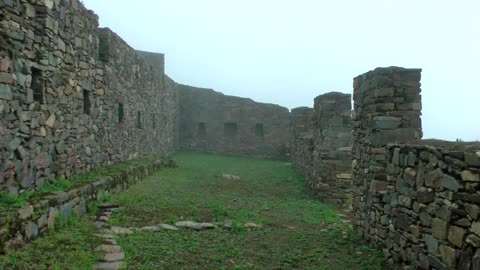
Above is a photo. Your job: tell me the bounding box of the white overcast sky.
[82,0,479,141]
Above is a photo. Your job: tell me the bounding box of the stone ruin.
[290,92,353,205]
[1,1,480,269]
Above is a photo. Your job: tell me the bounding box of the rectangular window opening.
[31,67,44,103]
[118,103,124,123]
[197,122,206,137]
[152,114,156,129]
[224,122,238,137]
[83,89,91,115]
[255,123,264,137]
[137,111,142,129]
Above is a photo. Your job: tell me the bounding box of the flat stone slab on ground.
[244,223,263,229]
[94,261,125,270]
[199,222,216,229]
[93,221,107,230]
[103,238,118,245]
[140,226,161,232]
[222,174,240,180]
[95,245,122,253]
[160,224,179,230]
[94,233,117,239]
[103,251,125,262]
[110,226,134,234]
[175,221,202,230]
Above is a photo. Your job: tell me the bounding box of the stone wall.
[310,93,353,203]
[177,84,290,159]
[0,0,176,196]
[291,107,314,139]
[290,107,314,180]
[290,92,353,204]
[350,67,480,269]
[0,158,175,255]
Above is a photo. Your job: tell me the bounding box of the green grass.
[0,156,163,213]
[0,216,103,270]
[107,152,384,269]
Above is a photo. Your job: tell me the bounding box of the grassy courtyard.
[110,152,383,270]
[0,152,384,269]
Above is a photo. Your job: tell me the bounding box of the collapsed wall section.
[0,0,176,196]
[177,85,290,159]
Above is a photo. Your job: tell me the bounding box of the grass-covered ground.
[109,152,384,270]
[0,216,103,270]
[0,152,384,269]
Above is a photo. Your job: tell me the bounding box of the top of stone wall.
[354,66,422,80]
[291,106,313,113]
[178,84,289,112]
[388,139,480,152]
[314,91,351,100]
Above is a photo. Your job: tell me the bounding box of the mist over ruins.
[0,0,479,269]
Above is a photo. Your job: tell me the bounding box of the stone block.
[441,174,461,192]
[465,203,479,219]
[48,207,59,229]
[472,222,480,236]
[417,189,435,204]
[467,234,480,247]
[425,234,439,255]
[465,152,480,167]
[448,225,465,248]
[370,180,388,193]
[439,244,456,268]
[0,72,14,84]
[34,152,51,169]
[0,84,13,100]
[432,218,448,240]
[435,205,452,221]
[473,249,480,270]
[425,168,443,189]
[461,170,479,182]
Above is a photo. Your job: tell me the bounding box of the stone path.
[93,204,126,270]
[91,203,265,269]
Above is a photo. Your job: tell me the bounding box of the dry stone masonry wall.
[0,0,177,196]
[1,0,479,268]
[290,92,353,204]
[0,159,174,254]
[290,107,315,181]
[177,84,290,159]
[351,67,480,269]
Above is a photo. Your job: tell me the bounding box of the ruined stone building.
[1,1,480,269]
[0,0,291,197]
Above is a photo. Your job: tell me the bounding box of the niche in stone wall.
[31,67,44,103]
[224,122,238,137]
[255,123,264,137]
[118,103,124,123]
[152,114,156,129]
[137,111,142,129]
[197,122,207,137]
[83,90,91,115]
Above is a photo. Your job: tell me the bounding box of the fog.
[82,0,479,141]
